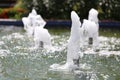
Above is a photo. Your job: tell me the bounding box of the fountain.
[81,8,99,50]
[27,9,46,27]
[22,9,52,49]
[0,5,120,79]
[22,9,46,36]
[22,17,34,36]
[33,26,52,49]
[50,11,83,71]
[50,9,100,71]
[0,23,120,80]
[88,8,99,24]
[82,19,99,48]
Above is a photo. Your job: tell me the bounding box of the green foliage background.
[21,0,120,21]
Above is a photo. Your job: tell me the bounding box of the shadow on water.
[0,26,119,80]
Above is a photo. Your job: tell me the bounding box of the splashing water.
[50,11,83,71]
[0,26,119,80]
[22,9,52,49]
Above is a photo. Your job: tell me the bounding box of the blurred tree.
[35,0,48,18]
[79,0,98,20]
[109,0,120,21]
[21,0,120,21]
[45,0,67,19]
[98,0,120,20]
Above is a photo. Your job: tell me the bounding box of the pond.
[0,26,120,80]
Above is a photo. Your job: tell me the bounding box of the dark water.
[0,26,119,80]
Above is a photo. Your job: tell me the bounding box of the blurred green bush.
[0,0,120,21]
[21,0,120,21]
[0,8,25,19]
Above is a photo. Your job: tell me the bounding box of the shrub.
[0,8,25,19]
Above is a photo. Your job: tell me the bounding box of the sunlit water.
[0,26,120,80]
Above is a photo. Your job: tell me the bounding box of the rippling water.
[0,26,120,80]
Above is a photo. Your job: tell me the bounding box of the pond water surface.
[0,26,120,80]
